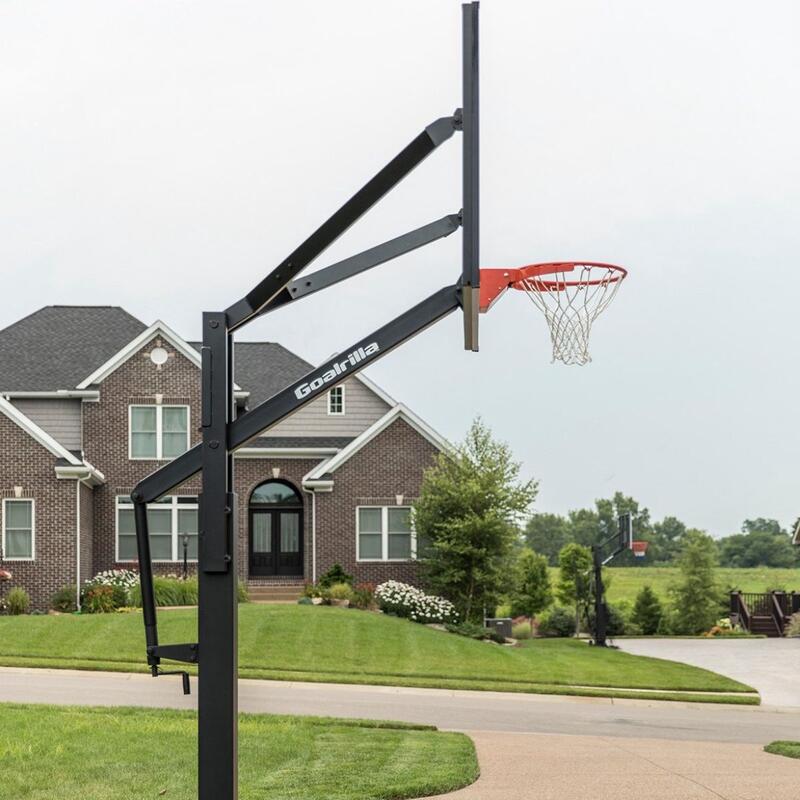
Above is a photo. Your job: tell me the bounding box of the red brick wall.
[82,339,203,576]
[0,412,77,610]
[314,417,439,586]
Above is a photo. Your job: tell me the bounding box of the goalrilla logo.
[294,342,380,399]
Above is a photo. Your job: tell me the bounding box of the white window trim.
[327,385,345,416]
[2,498,35,561]
[128,404,191,461]
[356,505,415,562]
[115,495,199,563]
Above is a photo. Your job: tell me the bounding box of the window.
[129,405,189,459]
[357,506,414,561]
[116,496,198,562]
[2,499,34,560]
[328,386,345,415]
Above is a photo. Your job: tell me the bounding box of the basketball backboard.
[462,2,480,351]
[618,512,633,551]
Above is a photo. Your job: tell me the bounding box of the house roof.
[0,306,146,391]
[190,341,313,407]
[0,305,396,420]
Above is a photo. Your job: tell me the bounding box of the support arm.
[255,213,461,315]
[225,115,460,331]
[133,283,461,503]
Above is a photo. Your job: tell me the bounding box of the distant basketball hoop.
[631,541,648,559]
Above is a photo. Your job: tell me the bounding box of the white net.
[517,263,625,365]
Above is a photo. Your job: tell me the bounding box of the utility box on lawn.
[485,617,512,639]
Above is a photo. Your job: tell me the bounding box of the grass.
[0,604,756,702]
[577,566,800,606]
[0,703,478,800]
[764,741,800,760]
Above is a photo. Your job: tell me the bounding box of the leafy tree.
[669,530,720,634]
[556,543,593,636]
[719,530,796,568]
[566,508,600,549]
[415,418,538,623]
[510,548,552,631]
[742,518,785,536]
[524,513,570,565]
[631,585,663,635]
[649,516,687,564]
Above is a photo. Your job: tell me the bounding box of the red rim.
[479,262,627,312]
[512,262,627,291]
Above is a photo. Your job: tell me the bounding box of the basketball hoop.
[631,541,648,559]
[480,262,627,365]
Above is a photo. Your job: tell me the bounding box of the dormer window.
[129,405,189,460]
[328,386,345,415]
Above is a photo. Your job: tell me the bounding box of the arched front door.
[248,480,303,577]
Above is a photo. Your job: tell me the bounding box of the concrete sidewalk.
[430,731,800,800]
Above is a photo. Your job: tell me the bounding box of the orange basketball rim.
[479,261,628,366]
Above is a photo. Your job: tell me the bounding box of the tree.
[742,518,785,536]
[556,543,593,636]
[719,530,796,568]
[510,548,552,632]
[524,513,570,565]
[650,516,687,564]
[414,418,538,623]
[669,529,719,634]
[631,585,663,635]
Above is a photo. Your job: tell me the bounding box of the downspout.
[75,474,93,612]
[75,480,81,612]
[302,486,316,584]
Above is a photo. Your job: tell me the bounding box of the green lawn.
[598,566,800,605]
[0,704,477,800]
[0,604,755,702]
[764,741,800,760]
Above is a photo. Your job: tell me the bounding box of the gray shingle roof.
[189,341,313,407]
[0,306,147,391]
[0,308,332,410]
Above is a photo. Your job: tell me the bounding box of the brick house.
[0,306,446,610]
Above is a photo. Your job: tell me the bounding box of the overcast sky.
[2,1,799,537]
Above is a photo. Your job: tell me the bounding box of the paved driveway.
[620,638,800,708]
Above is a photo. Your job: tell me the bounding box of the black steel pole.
[593,546,607,647]
[198,313,237,800]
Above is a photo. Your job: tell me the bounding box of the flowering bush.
[375,581,458,624]
[81,569,139,611]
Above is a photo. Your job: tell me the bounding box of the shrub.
[512,621,532,640]
[237,581,249,603]
[329,582,353,601]
[786,613,800,638]
[6,586,30,615]
[445,620,506,644]
[129,577,198,607]
[631,585,663,635]
[538,606,575,637]
[350,582,376,610]
[318,564,353,589]
[375,580,458,624]
[81,570,139,611]
[51,585,77,613]
[84,585,118,614]
[586,603,627,637]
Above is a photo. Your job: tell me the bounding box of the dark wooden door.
[249,509,302,576]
